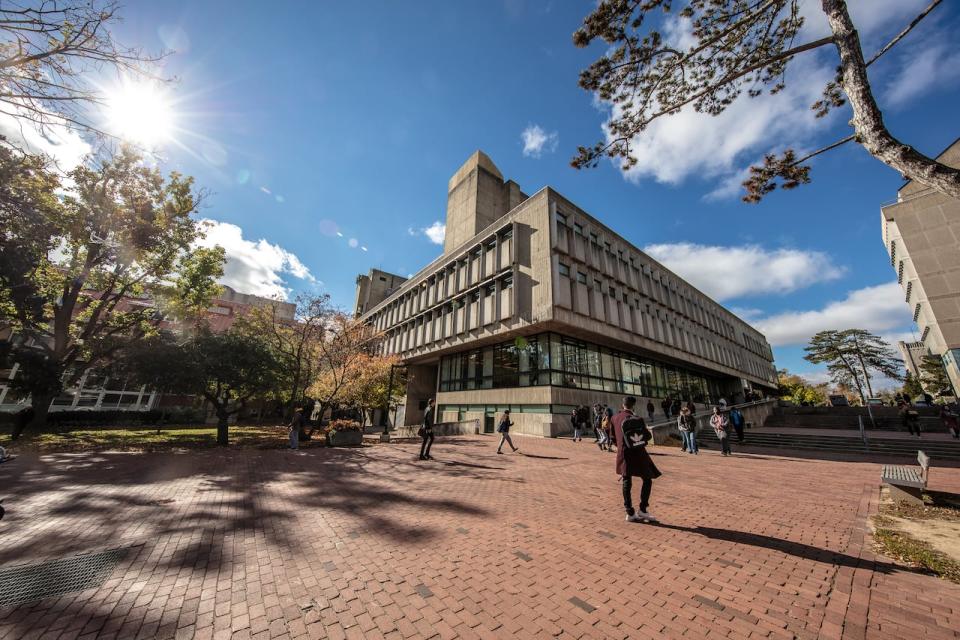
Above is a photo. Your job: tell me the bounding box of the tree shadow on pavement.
[0,444,493,569]
[655,523,905,574]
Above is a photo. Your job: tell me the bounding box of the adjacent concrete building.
[354,269,408,317]
[356,151,778,436]
[881,138,960,396]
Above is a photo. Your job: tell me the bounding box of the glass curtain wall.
[439,333,724,401]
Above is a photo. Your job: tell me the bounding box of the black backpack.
[620,414,651,450]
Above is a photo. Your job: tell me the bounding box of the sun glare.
[104,80,175,147]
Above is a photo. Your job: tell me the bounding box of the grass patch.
[0,424,322,453]
[873,522,960,584]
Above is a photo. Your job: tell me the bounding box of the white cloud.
[883,37,960,108]
[751,282,913,347]
[593,0,935,196]
[607,53,832,187]
[643,243,845,301]
[521,124,559,158]
[195,219,315,300]
[422,221,446,245]
[0,106,91,171]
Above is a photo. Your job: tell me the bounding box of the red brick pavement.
[0,436,958,639]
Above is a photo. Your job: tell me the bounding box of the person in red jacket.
[612,396,662,523]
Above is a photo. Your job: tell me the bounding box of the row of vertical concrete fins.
[357,151,777,383]
[547,196,776,386]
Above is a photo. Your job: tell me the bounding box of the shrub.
[326,419,361,433]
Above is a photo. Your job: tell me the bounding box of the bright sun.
[104,80,175,146]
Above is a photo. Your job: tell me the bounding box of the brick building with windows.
[0,286,295,412]
[355,151,778,436]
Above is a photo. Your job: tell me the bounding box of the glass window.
[576,271,587,284]
[559,262,570,277]
[574,223,584,236]
[589,232,598,244]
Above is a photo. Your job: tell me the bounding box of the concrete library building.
[354,151,778,436]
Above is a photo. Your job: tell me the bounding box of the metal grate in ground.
[0,547,130,608]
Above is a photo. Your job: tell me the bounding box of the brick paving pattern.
[1,435,958,639]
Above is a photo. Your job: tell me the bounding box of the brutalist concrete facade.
[881,138,960,396]
[356,152,778,436]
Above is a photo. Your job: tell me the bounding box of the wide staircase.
[697,405,960,460]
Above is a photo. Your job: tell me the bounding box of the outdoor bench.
[880,450,930,506]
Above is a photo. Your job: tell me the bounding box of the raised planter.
[326,430,363,447]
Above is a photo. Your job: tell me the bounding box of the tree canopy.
[803,329,902,404]
[0,145,224,435]
[572,0,959,202]
[777,369,828,406]
[919,355,954,398]
[120,329,281,445]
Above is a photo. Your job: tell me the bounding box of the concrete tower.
[444,151,527,254]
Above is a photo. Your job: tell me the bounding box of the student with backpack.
[496,409,519,454]
[612,397,661,523]
[729,407,745,443]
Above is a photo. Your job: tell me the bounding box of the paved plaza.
[1,435,959,640]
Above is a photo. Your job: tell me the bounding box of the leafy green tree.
[804,329,902,404]
[919,355,954,398]
[120,329,281,445]
[0,146,224,436]
[572,0,960,202]
[776,369,828,406]
[901,370,924,399]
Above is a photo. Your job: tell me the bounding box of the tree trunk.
[216,409,229,446]
[14,392,55,439]
[822,0,960,199]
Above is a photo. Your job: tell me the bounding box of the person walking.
[496,409,519,454]
[661,397,672,420]
[729,407,745,443]
[678,406,698,454]
[571,406,583,442]
[941,402,959,439]
[718,397,728,409]
[671,398,681,418]
[603,406,616,452]
[710,406,731,455]
[418,399,436,460]
[612,397,661,523]
[288,406,304,450]
[594,405,607,450]
[646,400,655,422]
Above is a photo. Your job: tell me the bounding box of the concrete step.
[698,431,960,459]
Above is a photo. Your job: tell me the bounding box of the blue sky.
[41,1,960,384]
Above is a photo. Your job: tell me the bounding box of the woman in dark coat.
[611,397,661,523]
